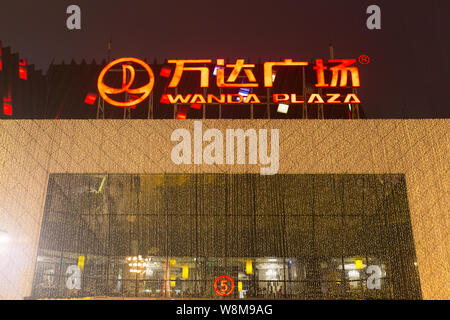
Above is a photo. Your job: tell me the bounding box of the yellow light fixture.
[355,259,364,270]
[77,256,85,270]
[246,260,252,274]
[238,281,243,292]
[182,265,189,279]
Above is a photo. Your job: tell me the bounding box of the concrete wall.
[0,119,448,299]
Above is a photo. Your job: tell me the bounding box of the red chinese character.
[263,59,308,87]
[216,59,258,88]
[314,59,360,87]
[167,59,212,88]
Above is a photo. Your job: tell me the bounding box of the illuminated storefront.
[30,173,421,299]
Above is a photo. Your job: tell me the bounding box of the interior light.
[348,270,360,278]
[145,268,153,276]
[266,269,277,279]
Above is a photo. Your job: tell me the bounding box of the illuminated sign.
[97,57,362,108]
[97,57,154,107]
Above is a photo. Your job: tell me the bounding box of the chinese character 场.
[314,59,360,87]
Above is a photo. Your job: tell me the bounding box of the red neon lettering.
[167,59,212,88]
[207,94,226,104]
[264,59,308,87]
[290,94,304,103]
[166,94,192,104]
[273,94,289,103]
[329,59,360,87]
[307,93,325,104]
[190,94,207,104]
[243,94,261,103]
[326,93,341,103]
[216,59,258,88]
[343,93,361,103]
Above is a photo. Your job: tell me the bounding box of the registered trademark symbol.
[358,55,370,65]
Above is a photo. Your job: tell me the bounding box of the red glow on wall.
[19,67,27,80]
[18,59,27,79]
[84,93,97,105]
[160,94,170,104]
[3,103,12,116]
[0,43,2,71]
[160,67,171,78]
[191,103,201,109]
[177,106,188,119]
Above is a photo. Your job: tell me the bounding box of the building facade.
[0,119,448,299]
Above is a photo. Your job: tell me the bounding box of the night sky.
[0,0,449,118]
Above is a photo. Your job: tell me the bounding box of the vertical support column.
[302,67,307,119]
[218,87,222,119]
[202,87,206,119]
[250,89,254,119]
[174,87,178,119]
[148,91,153,119]
[352,87,360,119]
[318,88,324,119]
[96,97,105,119]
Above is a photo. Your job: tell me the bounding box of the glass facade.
[31,174,421,299]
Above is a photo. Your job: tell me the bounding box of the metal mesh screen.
[30,173,421,299]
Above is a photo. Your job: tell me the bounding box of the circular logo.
[214,275,234,296]
[97,57,154,107]
[358,54,370,65]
